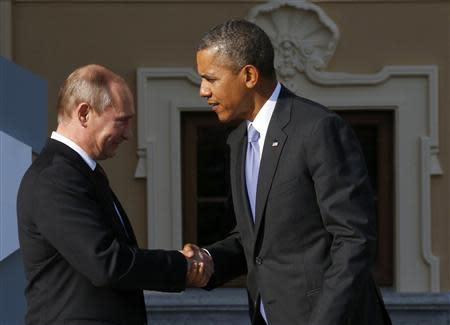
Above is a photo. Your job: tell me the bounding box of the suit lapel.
[46,138,136,244]
[92,170,135,244]
[45,139,93,178]
[254,86,292,235]
[228,86,293,238]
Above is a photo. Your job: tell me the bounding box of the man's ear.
[242,65,259,89]
[77,103,91,127]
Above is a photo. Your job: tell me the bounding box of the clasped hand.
[180,243,214,287]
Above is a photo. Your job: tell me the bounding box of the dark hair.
[198,19,276,79]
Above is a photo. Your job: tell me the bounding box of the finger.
[191,261,199,273]
[195,263,211,287]
[179,249,193,259]
[189,268,203,287]
[186,262,200,286]
[203,257,214,276]
[199,273,210,287]
[198,262,205,276]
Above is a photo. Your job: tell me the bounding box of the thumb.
[182,244,195,258]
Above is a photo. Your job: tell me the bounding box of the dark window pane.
[352,125,378,198]
[197,125,229,197]
[336,110,394,286]
[197,201,235,246]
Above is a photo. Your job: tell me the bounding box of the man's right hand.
[181,243,214,287]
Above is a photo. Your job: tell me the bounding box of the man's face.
[197,47,252,123]
[88,82,134,160]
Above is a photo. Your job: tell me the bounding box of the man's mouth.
[209,102,219,110]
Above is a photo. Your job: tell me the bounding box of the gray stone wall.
[145,289,450,325]
[385,290,450,325]
[146,288,250,325]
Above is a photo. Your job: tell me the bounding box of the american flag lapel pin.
[272,140,279,147]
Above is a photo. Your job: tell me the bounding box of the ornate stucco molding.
[248,0,339,92]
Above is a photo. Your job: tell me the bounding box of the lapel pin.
[272,140,279,147]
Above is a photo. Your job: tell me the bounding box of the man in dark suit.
[184,20,391,324]
[17,64,209,325]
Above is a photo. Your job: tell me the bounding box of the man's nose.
[123,124,133,141]
[199,81,211,98]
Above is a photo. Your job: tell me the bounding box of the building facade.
[1,0,450,324]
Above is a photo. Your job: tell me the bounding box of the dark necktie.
[94,163,109,183]
[94,163,130,239]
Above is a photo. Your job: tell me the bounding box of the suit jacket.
[17,139,187,325]
[206,86,391,325]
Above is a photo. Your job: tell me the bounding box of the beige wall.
[11,0,450,289]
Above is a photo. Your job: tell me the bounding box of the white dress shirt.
[246,82,281,160]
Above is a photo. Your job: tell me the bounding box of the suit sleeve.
[204,224,247,289]
[305,115,377,325]
[33,165,187,292]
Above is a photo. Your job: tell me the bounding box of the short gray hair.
[56,64,123,123]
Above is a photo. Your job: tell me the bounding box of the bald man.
[17,65,207,325]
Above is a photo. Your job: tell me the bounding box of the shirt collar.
[51,131,97,171]
[246,82,281,139]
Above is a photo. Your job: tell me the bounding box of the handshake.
[180,243,214,288]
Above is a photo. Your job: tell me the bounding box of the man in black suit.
[184,20,391,324]
[17,64,209,325]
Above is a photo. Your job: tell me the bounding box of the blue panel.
[0,56,47,153]
[0,250,26,324]
[0,131,31,261]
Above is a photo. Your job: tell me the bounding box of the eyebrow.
[116,113,134,120]
[200,73,217,80]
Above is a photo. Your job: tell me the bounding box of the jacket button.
[255,257,263,265]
